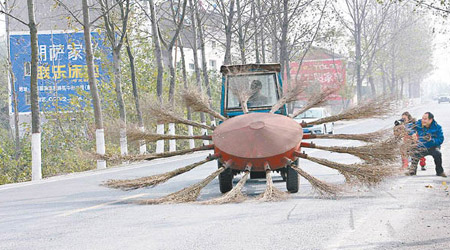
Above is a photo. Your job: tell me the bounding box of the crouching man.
[407,112,446,177]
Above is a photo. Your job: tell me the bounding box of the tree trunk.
[27,0,41,180]
[167,48,176,105]
[178,38,195,149]
[223,0,235,64]
[82,0,106,169]
[236,0,246,64]
[400,77,404,99]
[126,38,146,154]
[279,0,289,77]
[355,23,363,104]
[195,0,214,125]
[112,48,127,155]
[271,0,278,62]
[253,1,260,63]
[257,0,265,63]
[148,0,165,153]
[5,2,20,160]
[189,0,206,126]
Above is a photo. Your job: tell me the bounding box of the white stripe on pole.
[31,132,42,181]
[139,126,147,154]
[169,123,176,152]
[188,125,195,149]
[96,129,106,169]
[119,127,128,155]
[156,123,164,153]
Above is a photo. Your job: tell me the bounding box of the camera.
[394,118,405,126]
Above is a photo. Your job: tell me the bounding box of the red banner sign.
[286,59,346,100]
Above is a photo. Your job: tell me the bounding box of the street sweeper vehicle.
[216,63,300,193]
[103,63,401,205]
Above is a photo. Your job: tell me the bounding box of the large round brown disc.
[212,113,303,159]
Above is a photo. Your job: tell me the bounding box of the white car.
[293,107,334,134]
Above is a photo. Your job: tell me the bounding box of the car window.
[295,109,323,119]
[227,73,278,109]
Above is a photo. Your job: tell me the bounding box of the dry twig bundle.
[312,128,393,143]
[270,85,305,113]
[181,89,227,121]
[290,88,337,118]
[148,104,213,130]
[201,171,250,204]
[127,126,211,143]
[257,170,289,201]
[229,83,255,113]
[302,155,400,186]
[137,167,227,205]
[292,166,343,197]
[313,137,401,163]
[87,144,214,164]
[307,97,394,126]
[103,158,213,190]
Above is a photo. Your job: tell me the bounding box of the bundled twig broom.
[257,170,289,201]
[87,144,214,164]
[127,125,211,143]
[290,88,337,118]
[292,166,343,197]
[103,158,214,190]
[299,154,400,186]
[181,89,227,121]
[311,128,393,143]
[137,166,227,205]
[229,83,256,113]
[306,97,395,126]
[147,104,213,130]
[270,85,305,113]
[310,137,402,163]
[201,171,250,204]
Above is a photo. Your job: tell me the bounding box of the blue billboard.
[10,31,109,113]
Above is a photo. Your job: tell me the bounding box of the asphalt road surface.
[1,101,449,250]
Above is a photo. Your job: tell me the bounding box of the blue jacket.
[414,119,444,148]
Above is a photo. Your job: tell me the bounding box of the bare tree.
[99,0,131,155]
[2,1,20,160]
[333,0,392,103]
[159,0,187,105]
[82,0,107,168]
[27,0,41,180]
[125,35,146,154]
[144,0,166,153]
[193,0,214,126]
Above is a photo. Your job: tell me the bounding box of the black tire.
[286,164,299,193]
[218,161,233,193]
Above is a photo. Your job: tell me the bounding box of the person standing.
[407,112,446,177]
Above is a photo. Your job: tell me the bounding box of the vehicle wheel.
[286,163,299,193]
[218,161,233,193]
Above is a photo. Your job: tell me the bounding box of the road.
[1,102,449,250]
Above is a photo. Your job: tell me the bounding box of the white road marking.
[56,193,148,217]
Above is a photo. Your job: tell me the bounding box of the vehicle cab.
[220,63,287,118]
